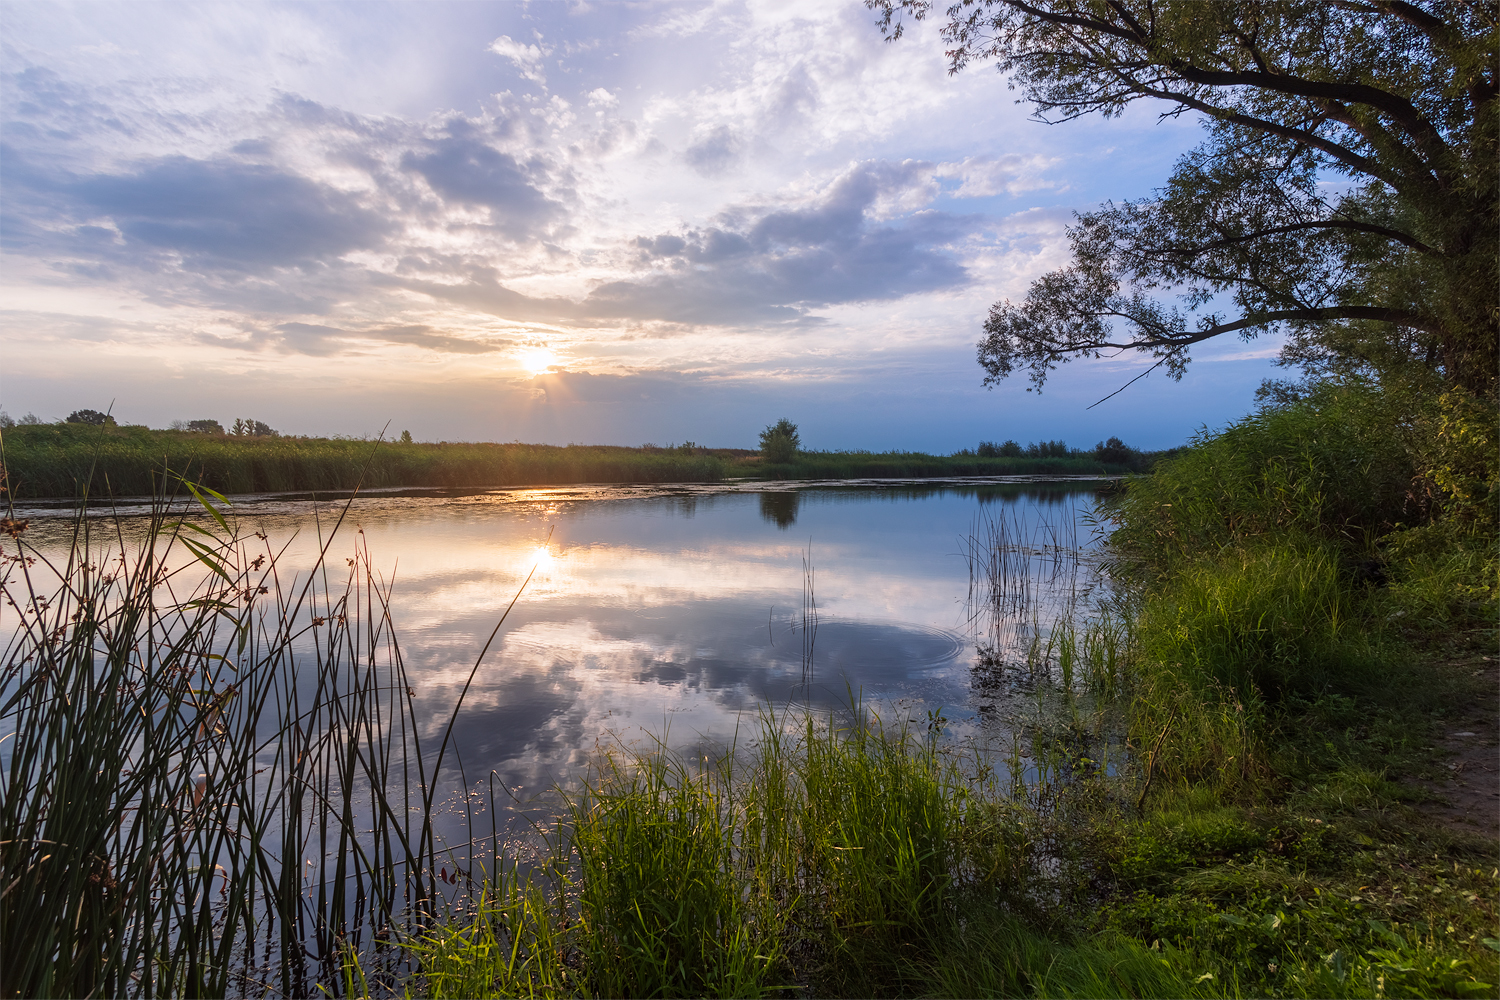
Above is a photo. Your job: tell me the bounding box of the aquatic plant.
[0,479,531,996]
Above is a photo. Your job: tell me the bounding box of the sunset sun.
[517,347,557,374]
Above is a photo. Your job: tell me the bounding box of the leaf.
[1482,938,1500,953]
[174,474,232,534]
[179,536,235,586]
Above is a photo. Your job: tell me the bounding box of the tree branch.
[1168,219,1435,256]
[1090,305,1442,352]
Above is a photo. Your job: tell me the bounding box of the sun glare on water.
[528,546,555,574]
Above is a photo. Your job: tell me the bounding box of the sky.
[0,0,1286,451]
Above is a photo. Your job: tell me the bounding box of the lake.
[7,477,1108,803]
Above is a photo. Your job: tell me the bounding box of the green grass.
[6,377,1495,997]
[0,423,1141,498]
[1,424,732,497]
[0,481,512,997]
[377,377,1498,999]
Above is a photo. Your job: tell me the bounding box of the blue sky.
[1,1,1284,451]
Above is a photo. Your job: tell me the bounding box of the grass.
[4,377,1495,997]
[0,478,522,997]
[367,377,1497,998]
[1,423,1140,499]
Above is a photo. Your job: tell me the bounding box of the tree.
[66,409,115,426]
[871,1,1497,400]
[759,418,801,463]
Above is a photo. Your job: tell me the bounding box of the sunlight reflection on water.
[10,477,1110,803]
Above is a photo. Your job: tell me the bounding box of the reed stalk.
[0,478,528,997]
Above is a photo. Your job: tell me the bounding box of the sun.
[517,347,557,373]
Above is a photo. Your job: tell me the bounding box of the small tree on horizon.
[759,418,800,464]
[66,409,115,426]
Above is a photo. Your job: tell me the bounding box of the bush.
[1095,435,1135,466]
[66,409,115,426]
[1026,439,1069,459]
[1106,382,1424,574]
[759,418,800,464]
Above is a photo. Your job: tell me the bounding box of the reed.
[0,478,519,997]
[2,423,1139,500]
[1,424,734,498]
[376,704,1072,999]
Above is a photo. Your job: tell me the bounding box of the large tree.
[871,1,1497,399]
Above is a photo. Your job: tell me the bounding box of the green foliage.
[758,417,800,464]
[1106,382,1423,572]
[0,488,477,997]
[66,408,115,426]
[0,424,1150,497]
[876,1,1498,398]
[230,417,276,437]
[569,750,784,998]
[0,423,732,497]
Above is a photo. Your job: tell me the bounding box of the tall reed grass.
[3,424,732,498]
[0,482,519,997]
[370,705,1112,999]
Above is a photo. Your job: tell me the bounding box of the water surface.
[10,477,1108,798]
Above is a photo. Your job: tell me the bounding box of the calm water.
[9,477,1108,803]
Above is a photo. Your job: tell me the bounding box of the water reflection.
[9,478,1109,798]
[759,490,800,529]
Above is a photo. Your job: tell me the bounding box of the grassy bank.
[379,379,1497,998]
[6,381,1494,997]
[0,423,1139,499]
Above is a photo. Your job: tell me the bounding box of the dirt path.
[1408,654,1499,842]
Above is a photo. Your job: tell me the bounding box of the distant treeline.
[953,435,1160,473]
[0,423,1162,499]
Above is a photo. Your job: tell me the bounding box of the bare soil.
[1407,653,1500,842]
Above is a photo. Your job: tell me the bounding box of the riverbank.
[376,379,1498,997]
[0,422,1136,498]
[4,381,1494,997]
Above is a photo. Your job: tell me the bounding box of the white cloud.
[488,34,549,87]
[933,155,1065,198]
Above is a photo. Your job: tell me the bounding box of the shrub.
[1095,436,1135,466]
[1106,381,1423,573]
[759,418,800,464]
[66,408,115,426]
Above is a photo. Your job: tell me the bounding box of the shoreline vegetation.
[2,380,1496,998]
[0,421,1155,499]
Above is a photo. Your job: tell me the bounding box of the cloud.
[488,34,548,86]
[934,155,1063,198]
[683,124,742,176]
[270,321,514,355]
[585,88,618,109]
[586,162,974,323]
[401,132,563,238]
[4,152,392,273]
